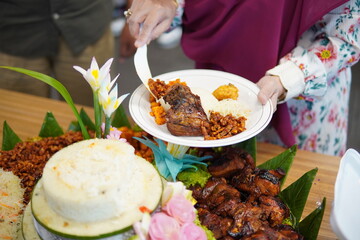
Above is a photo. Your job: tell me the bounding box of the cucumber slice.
[22,203,41,240]
[31,155,162,239]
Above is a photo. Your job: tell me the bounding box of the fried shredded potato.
[212,83,239,100]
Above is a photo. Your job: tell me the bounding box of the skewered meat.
[163,83,209,136]
[208,147,255,178]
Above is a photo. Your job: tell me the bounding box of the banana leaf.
[1,121,22,151]
[257,145,297,187]
[298,197,326,240]
[111,105,132,128]
[0,66,89,139]
[67,108,96,132]
[279,168,318,227]
[38,112,64,138]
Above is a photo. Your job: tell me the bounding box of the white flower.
[99,83,129,117]
[73,57,113,91]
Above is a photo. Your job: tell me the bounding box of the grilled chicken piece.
[268,168,286,180]
[275,225,304,240]
[241,225,304,240]
[163,83,209,136]
[259,195,290,227]
[208,147,255,178]
[198,207,233,239]
[228,203,268,238]
[213,198,245,217]
[206,183,241,209]
[231,169,281,198]
[221,236,236,240]
[191,177,227,203]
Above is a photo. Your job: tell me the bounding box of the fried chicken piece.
[259,195,290,227]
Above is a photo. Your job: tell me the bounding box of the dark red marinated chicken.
[191,147,302,240]
[162,83,209,136]
[208,147,255,178]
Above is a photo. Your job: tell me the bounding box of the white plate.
[129,69,273,147]
[330,148,360,240]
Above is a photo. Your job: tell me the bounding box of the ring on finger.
[124,9,132,18]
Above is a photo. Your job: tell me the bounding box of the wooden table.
[0,88,341,239]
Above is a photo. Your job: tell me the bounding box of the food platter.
[129,69,273,147]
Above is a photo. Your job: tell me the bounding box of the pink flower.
[100,123,127,142]
[328,107,337,123]
[300,109,316,129]
[148,212,181,240]
[349,24,355,34]
[179,223,207,240]
[303,134,318,152]
[164,194,196,224]
[314,45,337,63]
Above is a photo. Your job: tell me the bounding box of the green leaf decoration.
[132,124,144,132]
[177,164,212,188]
[38,112,64,138]
[111,105,131,128]
[67,109,96,132]
[0,66,90,139]
[279,168,318,227]
[68,121,80,132]
[298,197,326,240]
[233,137,257,163]
[1,121,22,151]
[257,144,297,187]
[80,108,96,131]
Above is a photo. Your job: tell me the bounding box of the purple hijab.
[181,0,347,147]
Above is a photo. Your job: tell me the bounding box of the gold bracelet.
[172,0,179,8]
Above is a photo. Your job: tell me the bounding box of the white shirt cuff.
[266,61,305,102]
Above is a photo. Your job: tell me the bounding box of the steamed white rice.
[0,168,25,240]
[192,87,250,119]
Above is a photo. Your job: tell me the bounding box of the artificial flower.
[148,212,181,240]
[179,223,207,240]
[100,123,127,141]
[133,137,210,181]
[73,57,113,91]
[99,83,129,118]
[164,194,196,224]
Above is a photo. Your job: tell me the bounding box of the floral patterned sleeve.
[168,0,185,31]
[281,0,360,100]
